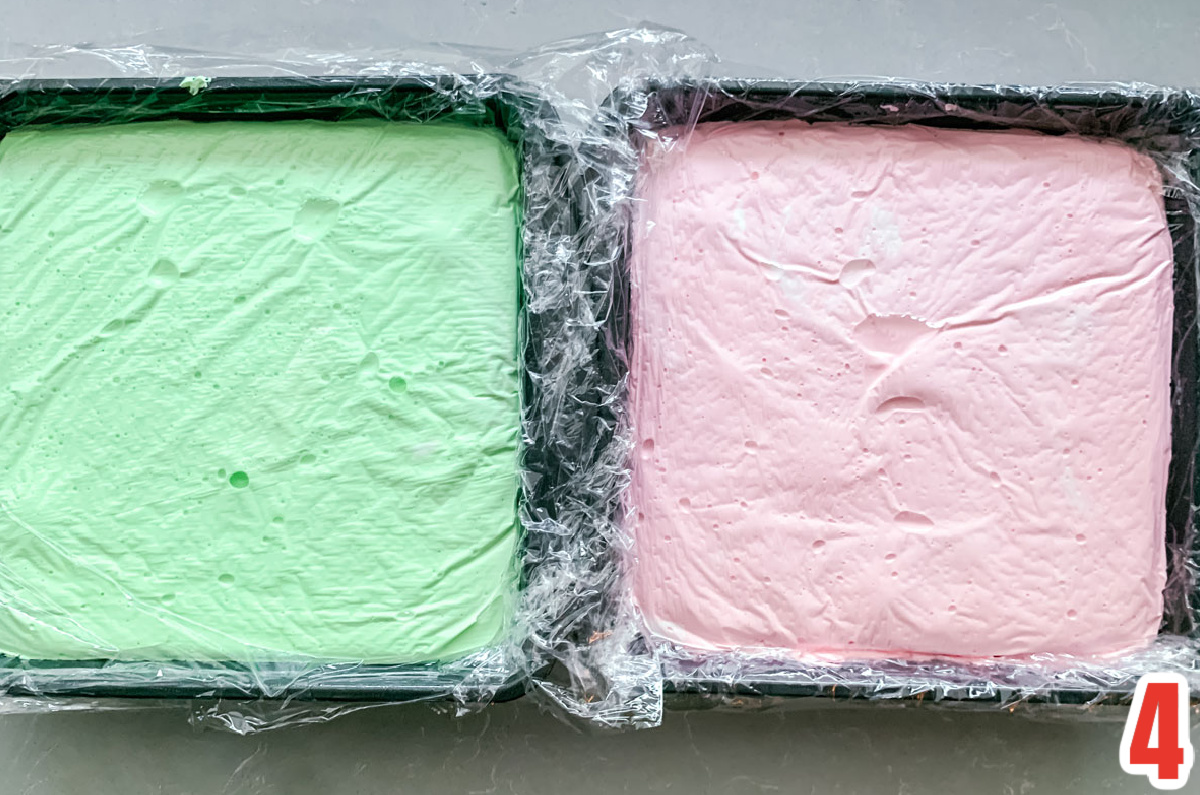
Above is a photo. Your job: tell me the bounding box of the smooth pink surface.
[629,121,1173,659]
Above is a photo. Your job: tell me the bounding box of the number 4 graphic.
[1120,673,1195,790]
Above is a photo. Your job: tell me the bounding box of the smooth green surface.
[0,119,521,664]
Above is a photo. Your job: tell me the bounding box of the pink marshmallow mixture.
[629,121,1173,660]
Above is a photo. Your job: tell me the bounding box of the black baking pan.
[614,80,1200,708]
[0,74,576,705]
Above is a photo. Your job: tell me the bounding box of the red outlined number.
[1120,673,1194,790]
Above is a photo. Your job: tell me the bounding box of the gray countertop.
[0,700,1150,794]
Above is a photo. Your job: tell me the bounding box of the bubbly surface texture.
[0,120,522,664]
[630,121,1173,659]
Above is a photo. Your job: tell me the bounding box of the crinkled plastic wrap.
[513,34,711,730]
[0,30,708,733]
[613,80,1200,720]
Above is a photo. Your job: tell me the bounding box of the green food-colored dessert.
[0,119,522,664]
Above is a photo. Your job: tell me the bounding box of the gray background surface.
[2,0,1199,792]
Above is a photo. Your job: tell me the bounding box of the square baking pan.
[615,80,1200,708]
[0,74,574,705]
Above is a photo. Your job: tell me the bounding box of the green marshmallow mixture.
[0,119,522,664]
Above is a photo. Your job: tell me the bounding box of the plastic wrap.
[8,33,1191,735]
[511,33,711,730]
[613,80,1200,719]
[0,30,709,733]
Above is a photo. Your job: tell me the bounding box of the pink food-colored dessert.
[629,121,1174,660]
